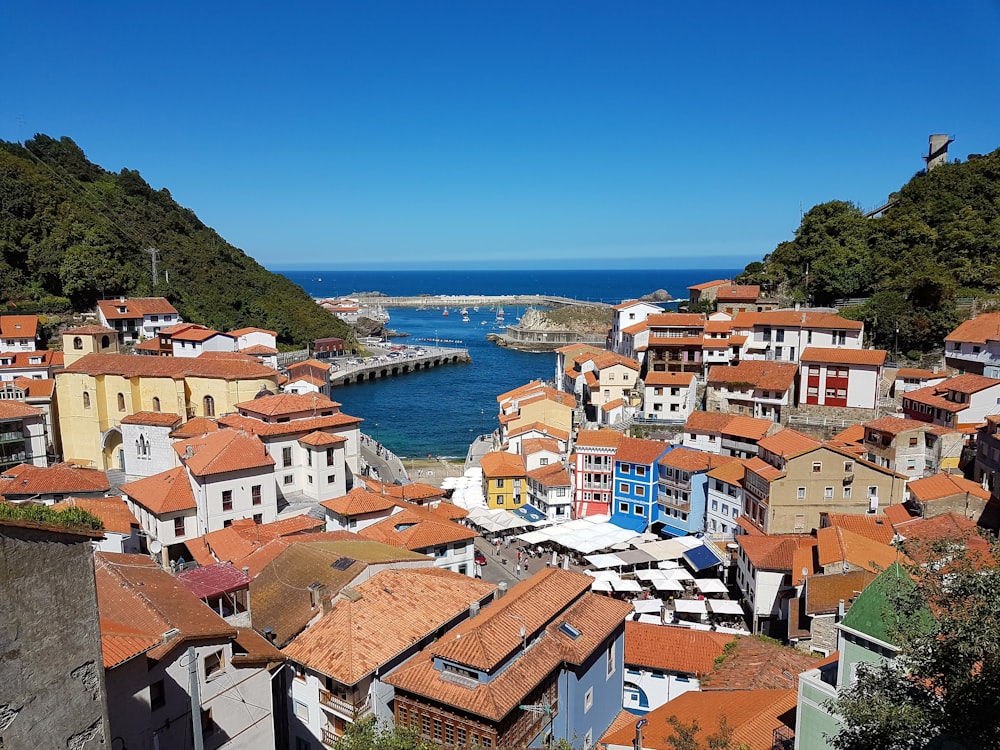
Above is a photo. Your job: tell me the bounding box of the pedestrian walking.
[515,563,521,577]
[505,537,510,549]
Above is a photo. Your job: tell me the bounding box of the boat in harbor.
[442,308,449,316]
[462,313,470,322]
[495,306,505,323]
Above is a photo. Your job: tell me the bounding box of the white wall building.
[642,371,697,421]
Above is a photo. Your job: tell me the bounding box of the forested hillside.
[0,135,353,348]
[738,148,1000,356]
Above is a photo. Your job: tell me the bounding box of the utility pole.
[188,646,205,750]
[145,248,160,286]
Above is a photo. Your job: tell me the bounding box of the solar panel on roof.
[331,556,355,571]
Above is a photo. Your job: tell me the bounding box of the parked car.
[474,550,487,566]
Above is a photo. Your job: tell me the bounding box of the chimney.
[838,598,846,618]
[184,444,194,459]
[495,582,508,600]
[262,627,276,642]
[469,601,481,618]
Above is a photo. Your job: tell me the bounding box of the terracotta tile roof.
[65,324,116,335]
[621,320,649,335]
[176,562,251,599]
[526,462,571,487]
[602,398,624,412]
[944,312,1000,344]
[644,371,696,386]
[358,479,448,505]
[688,279,730,291]
[717,284,760,301]
[185,515,325,567]
[737,534,814,571]
[757,428,822,458]
[684,411,735,433]
[584,371,599,388]
[575,429,623,449]
[287,374,327,388]
[169,416,219,438]
[624,620,733,674]
[95,552,235,668]
[496,379,546,403]
[800,347,887,366]
[892,511,978,543]
[822,513,895,545]
[51,496,137,534]
[701,635,821,691]
[320,487,398,516]
[283,569,496,685]
[520,437,561,456]
[298,430,346,447]
[251,537,428,646]
[0,400,43,418]
[236,392,342,416]
[173,430,274,477]
[706,458,748,485]
[387,572,630,721]
[0,315,38,338]
[753,310,864,331]
[815,526,900,572]
[704,319,735,333]
[358,507,477,551]
[229,327,278,337]
[239,343,278,355]
[505,422,570,442]
[907,473,991,503]
[120,411,183,427]
[862,416,930,435]
[616,436,669,465]
[647,313,707,327]
[480,451,527,478]
[97,297,178,319]
[121,467,196,514]
[62,352,279,380]
[219,412,362,436]
[603,689,797,750]
[883,503,916,526]
[11,376,56,398]
[938,373,1000,395]
[0,350,63,370]
[171,325,230,343]
[133,338,167,352]
[0,462,110,498]
[708,360,799,391]
[742,456,785,482]
[591,352,640,371]
[805,570,878,615]
[659,447,740,473]
[895,368,946,380]
[232,626,285,667]
[286,358,332,373]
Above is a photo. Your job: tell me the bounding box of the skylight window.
[558,622,582,640]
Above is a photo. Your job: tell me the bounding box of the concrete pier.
[328,345,470,386]
[350,293,611,309]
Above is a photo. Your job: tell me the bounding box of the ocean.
[276,269,742,459]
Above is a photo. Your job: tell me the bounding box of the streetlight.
[375,422,380,445]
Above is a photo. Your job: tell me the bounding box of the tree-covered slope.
[0,135,353,348]
[738,148,1000,355]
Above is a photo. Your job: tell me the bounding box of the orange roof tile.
[358,507,477,551]
[186,515,325,567]
[480,451,527,478]
[862,416,929,435]
[805,571,877,615]
[526,463,571,487]
[644,371,696,386]
[688,279,730,291]
[907,472,991,503]
[0,400,43,419]
[800,347,887,366]
[121,467,196,514]
[601,398,624,412]
[171,325,230,343]
[97,297,178,319]
[895,368,946,380]
[743,456,785,482]
[883,503,916,526]
[219,411,362,436]
[604,689,797,750]
[62,352,279,381]
[757,428,822,458]
[229,327,278,337]
[174,430,274,476]
[591,352,640,371]
[283,569,496,685]
[0,315,38,338]
[505,422,570,442]
[706,458,748,485]
[65,324,116,335]
[120,411,183,427]
[0,462,110,498]
[52,496,138,534]
[708,360,799,391]
[701,635,822,691]
[753,310,863,330]
[944,312,1000,344]
[236,392,342,416]
[716,284,760,301]
[520,437,561,456]
[574,429,623,449]
[298,430,346,447]
[659,447,739,473]
[737,534,814,571]
[320,487,398,516]
[621,320,649,335]
[624,620,733,674]
[616,436,670,465]
[11,376,56,398]
[822,513,895,545]
[815,525,900,572]
[647,313,707,327]
[169,416,219,438]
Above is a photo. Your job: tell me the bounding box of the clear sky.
[3,1,999,271]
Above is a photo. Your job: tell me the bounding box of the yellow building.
[479,451,527,510]
[55,334,281,469]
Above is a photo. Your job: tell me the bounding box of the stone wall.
[0,522,109,749]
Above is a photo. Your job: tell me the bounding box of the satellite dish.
[149,540,163,555]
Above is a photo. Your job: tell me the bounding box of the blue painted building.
[387,568,632,749]
[611,437,674,532]
[654,447,739,537]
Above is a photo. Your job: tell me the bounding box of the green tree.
[663,715,748,750]
[331,717,438,750]
[828,535,1000,750]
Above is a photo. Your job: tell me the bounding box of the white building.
[96,297,181,344]
[799,347,887,410]
[944,312,1000,377]
[642,371,697,421]
[734,310,864,364]
[526,462,573,522]
[609,301,664,355]
[0,315,39,353]
[53,496,141,554]
[171,325,237,358]
[119,411,184,478]
[704,460,746,542]
[0,399,48,470]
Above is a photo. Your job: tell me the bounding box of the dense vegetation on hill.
[0,135,353,348]
[737,148,1000,357]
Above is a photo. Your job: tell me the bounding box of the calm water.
[277,269,741,458]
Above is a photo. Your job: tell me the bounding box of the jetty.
[350,293,611,309]
[328,345,470,386]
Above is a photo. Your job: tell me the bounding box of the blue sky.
[3,1,999,271]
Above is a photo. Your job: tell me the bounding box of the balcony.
[319,689,372,720]
[322,726,340,748]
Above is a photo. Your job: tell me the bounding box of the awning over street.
[609,512,648,533]
[707,599,745,616]
[683,543,724,572]
[693,577,729,595]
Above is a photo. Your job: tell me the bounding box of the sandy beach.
[403,458,467,488]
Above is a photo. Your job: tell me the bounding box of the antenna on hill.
[145,248,160,285]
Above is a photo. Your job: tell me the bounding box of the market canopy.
[590,579,613,592]
[516,516,642,555]
[610,579,643,593]
[614,549,656,567]
[511,503,547,524]
[465,507,532,533]
[649,578,684,593]
[672,599,708,615]
[585,553,626,569]
[632,598,663,614]
[707,599,745,616]
[693,578,729,595]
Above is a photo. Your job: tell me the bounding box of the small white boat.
[442,308,449,317]
[462,314,470,322]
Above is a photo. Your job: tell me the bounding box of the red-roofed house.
[0,347,63,379]
[892,367,948,395]
[974,414,1000,498]
[906,472,992,522]
[96,296,181,343]
[683,411,778,458]
[357,506,479,575]
[0,461,110,504]
[609,300,664,356]
[739,310,864,364]
[706,360,799,423]
[861,415,964,479]
[526,461,573,522]
[646,313,708,375]
[688,279,730,305]
[119,411,184,478]
[572,428,623,517]
[642,370,698,422]
[0,399,48,470]
[52,495,140,553]
[480,451,528,511]
[799,347,887,409]
[944,311,1000,376]
[0,314,39,353]
[735,532,818,637]
[96,552,279,749]
[901,373,1000,430]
